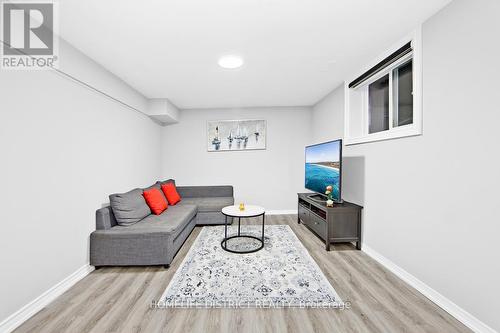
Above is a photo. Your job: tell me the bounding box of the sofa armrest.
[90,230,172,266]
[176,185,233,198]
[96,206,117,230]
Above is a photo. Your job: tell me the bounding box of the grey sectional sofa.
[90,180,233,268]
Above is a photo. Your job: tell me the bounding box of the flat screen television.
[305,139,342,202]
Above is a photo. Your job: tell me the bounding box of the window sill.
[345,125,422,146]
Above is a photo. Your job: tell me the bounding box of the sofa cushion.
[176,185,233,198]
[113,204,197,239]
[109,188,150,226]
[143,188,168,215]
[157,179,175,186]
[143,182,169,202]
[143,182,162,192]
[180,197,234,212]
[161,183,181,205]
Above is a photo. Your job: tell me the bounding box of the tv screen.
[305,139,342,201]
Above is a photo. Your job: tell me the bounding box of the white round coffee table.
[221,205,265,254]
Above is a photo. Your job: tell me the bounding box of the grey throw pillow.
[109,188,150,226]
[143,182,161,192]
[157,179,176,186]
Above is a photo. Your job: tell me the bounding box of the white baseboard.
[362,245,496,333]
[266,210,298,215]
[0,264,94,333]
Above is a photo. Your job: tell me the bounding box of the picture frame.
[207,119,267,152]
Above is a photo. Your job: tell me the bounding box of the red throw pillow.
[161,183,181,205]
[142,188,168,215]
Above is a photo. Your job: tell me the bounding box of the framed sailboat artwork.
[207,119,267,152]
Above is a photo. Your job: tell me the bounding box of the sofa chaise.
[90,180,233,268]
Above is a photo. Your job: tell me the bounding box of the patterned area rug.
[160,225,343,308]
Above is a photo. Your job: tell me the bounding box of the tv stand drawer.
[298,204,309,223]
[305,213,326,240]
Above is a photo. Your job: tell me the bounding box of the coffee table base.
[221,211,265,254]
[220,235,264,254]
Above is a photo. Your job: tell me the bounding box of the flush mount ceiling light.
[218,55,244,69]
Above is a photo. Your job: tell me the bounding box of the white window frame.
[363,54,413,134]
[344,28,422,145]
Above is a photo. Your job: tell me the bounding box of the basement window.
[344,31,422,145]
[367,59,413,134]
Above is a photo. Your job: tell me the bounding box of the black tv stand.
[298,193,362,251]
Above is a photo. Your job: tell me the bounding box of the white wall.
[0,41,162,323]
[59,40,150,113]
[311,0,500,330]
[161,107,311,211]
[311,86,344,144]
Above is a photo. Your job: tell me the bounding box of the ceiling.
[59,0,451,109]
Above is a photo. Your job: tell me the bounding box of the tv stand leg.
[325,241,330,251]
[297,203,300,224]
[356,241,361,250]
